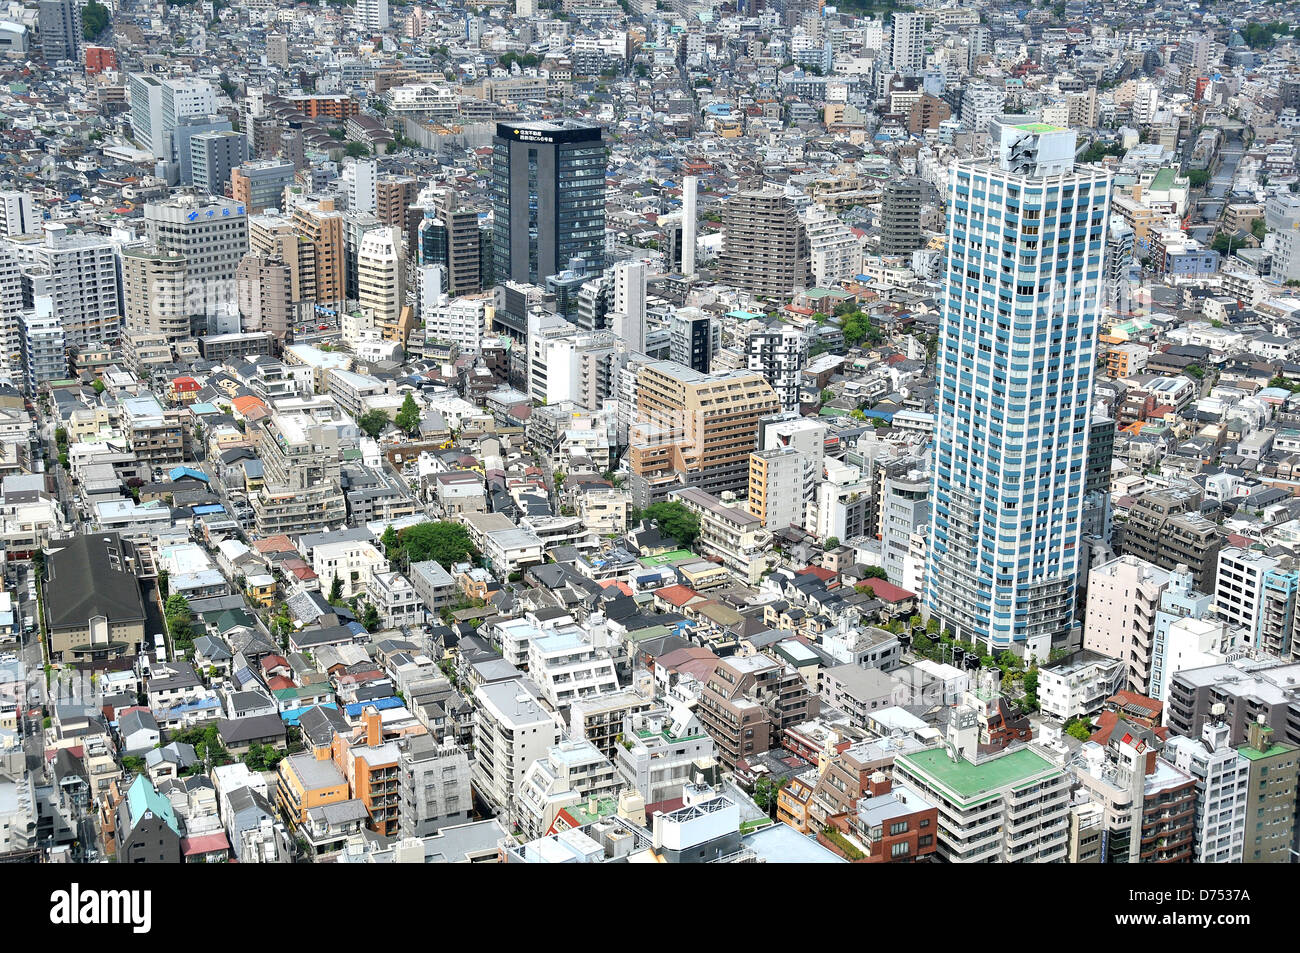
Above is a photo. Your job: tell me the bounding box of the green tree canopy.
[82,0,109,39]
[643,501,700,547]
[394,393,421,435]
[397,521,476,566]
[343,141,370,158]
[356,409,391,439]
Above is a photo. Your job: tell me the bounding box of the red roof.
[656,584,701,607]
[855,577,917,603]
[267,675,294,691]
[181,832,230,856]
[800,565,836,582]
[598,581,634,596]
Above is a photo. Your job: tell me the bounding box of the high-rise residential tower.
[924,119,1113,657]
[716,188,811,300]
[37,0,81,64]
[681,175,698,276]
[889,11,925,76]
[492,121,606,286]
[880,178,925,257]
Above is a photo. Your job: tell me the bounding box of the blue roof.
[190,402,220,414]
[343,696,404,717]
[281,702,338,725]
[125,774,180,835]
[170,466,209,482]
[193,504,226,515]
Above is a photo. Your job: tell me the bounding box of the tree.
[859,566,889,580]
[381,524,400,555]
[1211,232,1242,255]
[91,379,105,394]
[357,409,391,439]
[343,141,370,158]
[164,593,194,654]
[329,574,344,604]
[1252,217,1267,242]
[643,501,700,547]
[398,521,476,565]
[1065,719,1093,742]
[824,536,840,550]
[753,776,788,816]
[819,388,835,405]
[82,0,109,39]
[359,601,381,632]
[243,743,283,772]
[394,393,421,435]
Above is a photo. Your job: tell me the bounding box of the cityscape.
[0,0,1297,873]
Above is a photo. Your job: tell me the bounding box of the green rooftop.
[1238,742,1296,762]
[1150,167,1177,192]
[899,746,1060,804]
[638,549,696,567]
[1015,122,1060,134]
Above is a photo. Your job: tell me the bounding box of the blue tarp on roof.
[170,466,209,483]
[343,697,404,717]
[281,703,338,725]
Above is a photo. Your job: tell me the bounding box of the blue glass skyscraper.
[925,119,1113,658]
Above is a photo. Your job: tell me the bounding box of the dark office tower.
[1082,416,1116,541]
[669,307,719,373]
[880,178,925,256]
[39,0,81,63]
[492,121,606,285]
[418,196,483,297]
[716,188,811,299]
[478,226,494,290]
[663,219,684,273]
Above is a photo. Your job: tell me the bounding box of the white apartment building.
[5,224,120,350]
[472,680,560,818]
[1083,554,1171,694]
[312,539,388,599]
[426,293,491,352]
[0,192,35,237]
[803,204,862,287]
[1038,650,1126,721]
[494,612,581,669]
[365,570,422,630]
[615,703,717,804]
[1214,547,1277,647]
[894,742,1070,863]
[526,630,620,710]
[1154,616,1230,706]
[1164,719,1250,863]
[515,738,621,840]
[356,226,404,334]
